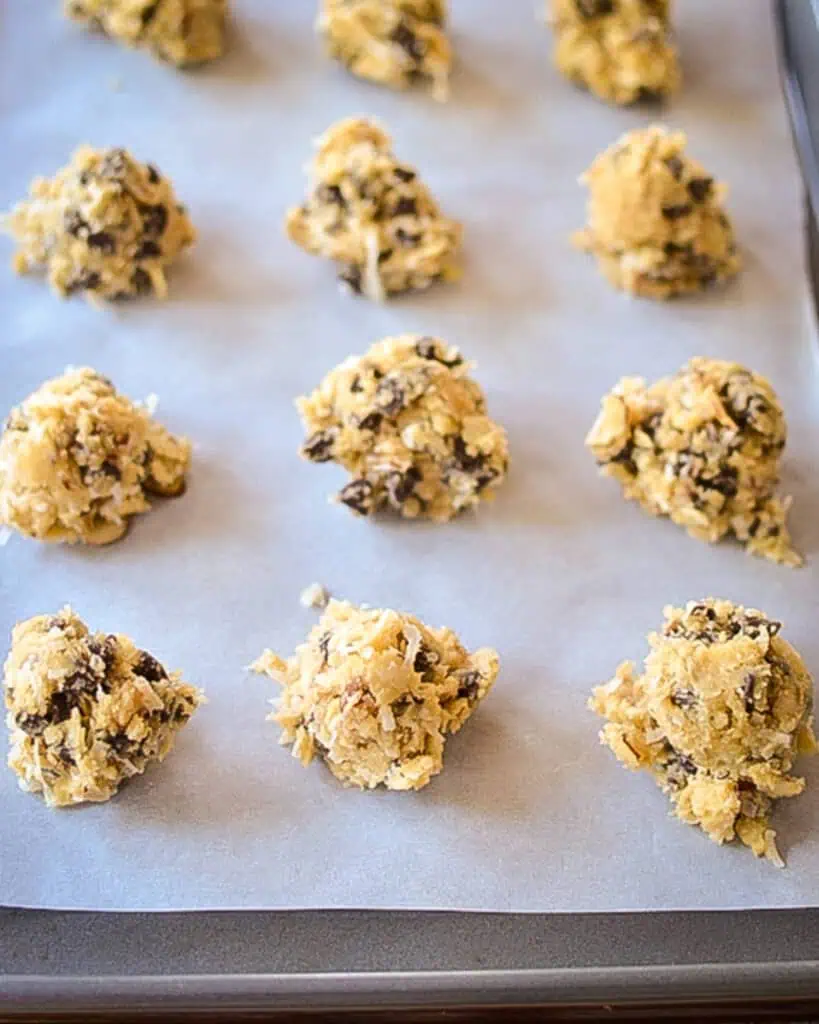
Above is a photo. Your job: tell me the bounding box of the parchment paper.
[2,0,819,913]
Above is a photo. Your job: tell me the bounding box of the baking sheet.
[2,0,819,913]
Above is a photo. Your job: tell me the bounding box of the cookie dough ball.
[574,126,740,298]
[64,0,227,66]
[0,367,190,546]
[253,599,499,790]
[590,599,816,864]
[319,0,451,101]
[286,117,462,300]
[549,0,679,106]
[2,146,195,304]
[4,607,203,807]
[585,357,801,567]
[298,334,509,521]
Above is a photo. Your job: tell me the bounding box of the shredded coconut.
[300,582,330,609]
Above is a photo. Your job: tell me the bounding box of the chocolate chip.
[15,713,49,736]
[69,270,102,293]
[87,231,116,254]
[46,691,74,726]
[63,669,99,698]
[146,163,161,184]
[687,177,713,203]
[393,196,417,217]
[670,688,698,709]
[140,1,159,26]
[393,167,416,183]
[675,752,697,775]
[136,239,161,260]
[474,468,499,493]
[350,375,363,393]
[88,636,117,677]
[664,240,693,257]
[375,377,406,417]
[455,670,482,701]
[317,184,346,207]
[58,746,76,766]
[64,211,89,237]
[99,459,122,480]
[451,435,486,473]
[635,87,663,103]
[134,651,167,682]
[390,21,424,61]
[338,478,374,516]
[609,440,637,475]
[395,227,421,247]
[662,203,692,220]
[711,469,738,498]
[104,731,136,756]
[741,673,757,714]
[357,411,383,432]
[696,466,738,499]
[415,337,463,367]
[339,265,362,295]
[664,156,684,180]
[140,203,168,237]
[386,466,421,505]
[302,429,337,462]
[413,643,432,674]
[663,746,698,789]
[378,248,394,265]
[317,631,332,665]
[575,0,614,15]
[131,267,152,295]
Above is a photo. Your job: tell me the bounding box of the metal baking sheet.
[3,907,819,1013]
[2,0,819,913]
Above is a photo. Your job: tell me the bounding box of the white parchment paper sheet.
[2,0,819,912]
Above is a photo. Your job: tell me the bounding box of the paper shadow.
[161,229,288,308]
[422,687,583,821]
[450,41,532,115]
[184,16,299,89]
[771,754,819,865]
[107,726,291,832]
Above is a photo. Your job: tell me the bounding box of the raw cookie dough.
[286,117,462,300]
[298,333,509,521]
[318,0,451,101]
[4,607,203,807]
[0,367,190,545]
[590,599,817,864]
[586,357,800,566]
[548,0,680,106]
[2,146,195,303]
[253,599,499,790]
[64,0,227,66]
[574,125,740,298]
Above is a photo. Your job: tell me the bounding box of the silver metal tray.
[4,0,819,1014]
[3,908,819,1013]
